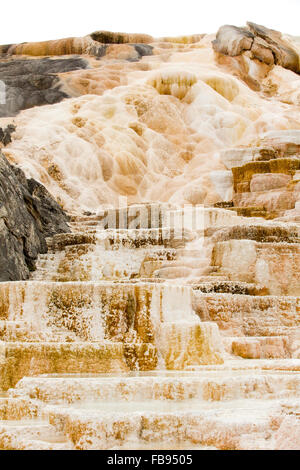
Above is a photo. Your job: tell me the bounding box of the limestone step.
[0,320,80,342]
[33,245,212,283]
[10,369,300,404]
[185,358,300,372]
[151,265,214,279]
[2,362,300,449]
[232,158,300,193]
[0,280,194,321]
[31,245,146,282]
[43,398,286,450]
[0,342,158,390]
[46,229,194,252]
[211,239,300,295]
[193,292,300,337]
[0,397,39,420]
[67,207,259,239]
[211,223,300,244]
[260,130,300,157]
[223,336,291,359]
[0,320,37,342]
[0,420,73,450]
[69,204,173,231]
[191,281,268,295]
[0,282,201,348]
[229,206,271,219]
[69,220,102,228]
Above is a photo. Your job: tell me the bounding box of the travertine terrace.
[0,22,299,450]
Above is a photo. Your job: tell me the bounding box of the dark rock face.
[133,44,154,59]
[0,124,16,146]
[0,152,70,281]
[0,57,89,117]
[89,31,153,44]
[26,178,70,236]
[213,22,300,73]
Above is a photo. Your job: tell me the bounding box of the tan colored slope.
[1,26,300,213]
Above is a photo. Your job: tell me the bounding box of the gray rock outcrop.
[0,57,89,117]
[0,152,70,281]
[213,22,300,73]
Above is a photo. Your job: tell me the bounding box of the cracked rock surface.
[0,152,69,281]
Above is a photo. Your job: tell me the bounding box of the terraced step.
[10,369,300,404]
[193,292,300,337]
[2,398,286,450]
[232,158,300,193]
[228,206,271,219]
[260,130,300,157]
[223,336,291,359]
[34,229,200,281]
[1,202,299,450]
[0,320,38,342]
[43,399,288,450]
[0,396,39,420]
[0,420,73,450]
[191,281,268,295]
[32,243,148,281]
[211,223,300,244]
[186,358,300,372]
[0,342,158,390]
[211,239,300,295]
[68,207,258,237]
[47,228,195,251]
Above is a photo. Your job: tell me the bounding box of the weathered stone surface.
[250,173,291,192]
[233,190,297,215]
[247,22,299,73]
[0,57,89,117]
[193,292,300,336]
[213,22,300,73]
[219,148,258,169]
[0,152,69,281]
[212,239,300,295]
[26,179,70,237]
[0,124,16,146]
[231,336,290,359]
[260,130,300,157]
[251,37,275,66]
[90,31,153,44]
[274,414,300,450]
[232,159,300,192]
[213,25,254,56]
[211,224,300,244]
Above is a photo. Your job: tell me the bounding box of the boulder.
[213,25,254,56]
[247,22,299,73]
[213,22,300,73]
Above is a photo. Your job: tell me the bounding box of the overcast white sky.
[2,0,300,44]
